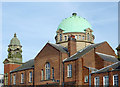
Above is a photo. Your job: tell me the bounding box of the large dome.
[10,33,20,46]
[57,13,92,33]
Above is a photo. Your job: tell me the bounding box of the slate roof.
[63,41,105,62]
[10,59,34,73]
[92,61,120,74]
[96,52,118,63]
[49,43,68,53]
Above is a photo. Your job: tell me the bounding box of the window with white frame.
[84,76,88,83]
[94,77,99,87]
[67,64,72,77]
[45,62,50,80]
[21,73,24,83]
[41,69,44,80]
[103,76,109,87]
[13,74,16,85]
[113,74,118,86]
[29,71,32,82]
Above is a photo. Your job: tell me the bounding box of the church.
[3,13,120,86]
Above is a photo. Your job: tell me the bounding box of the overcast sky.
[1,2,118,74]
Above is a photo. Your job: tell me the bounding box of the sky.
[1,2,118,74]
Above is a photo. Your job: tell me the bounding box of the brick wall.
[34,43,68,85]
[91,70,120,86]
[4,64,21,85]
[10,68,33,85]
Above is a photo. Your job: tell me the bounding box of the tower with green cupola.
[55,13,95,51]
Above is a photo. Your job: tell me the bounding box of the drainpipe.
[62,62,65,87]
[89,68,91,87]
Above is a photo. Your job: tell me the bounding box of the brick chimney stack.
[68,35,76,56]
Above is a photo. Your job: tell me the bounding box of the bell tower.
[3,33,23,85]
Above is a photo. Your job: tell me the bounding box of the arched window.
[82,36,85,40]
[45,62,50,80]
[87,33,90,41]
[60,34,62,41]
[65,36,67,41]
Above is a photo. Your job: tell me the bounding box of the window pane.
[113,75,118,86]
[95,77,99,87]
[103,76,109,87]
[60,34,62,41]
[87,33,90,41]
[65,36,67,41]
[79,35,81,40]
[41,70,44,80]
[45,63,50,80]
[82,36,85,40]
[67,64,72,77]
[21,73,24,83]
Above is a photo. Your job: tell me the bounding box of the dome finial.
[72,13,77,16]
[14,33,16,37]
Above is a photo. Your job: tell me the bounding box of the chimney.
[116,44,120,61]
[68,35,76,56]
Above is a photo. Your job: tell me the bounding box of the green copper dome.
[57,13,92,33]
[10,33,21,45]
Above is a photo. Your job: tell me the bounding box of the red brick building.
[4,13,120,86]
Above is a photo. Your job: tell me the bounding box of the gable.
[95,41,116,56]
[35,43,59,60]
[35,43,68,60]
